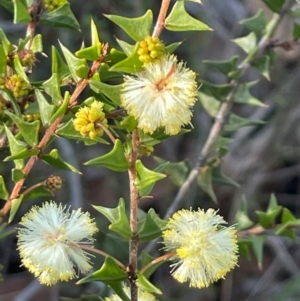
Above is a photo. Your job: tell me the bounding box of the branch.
[0,45,109,221]
[152,0,171,38]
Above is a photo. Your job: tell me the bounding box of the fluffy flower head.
[17,202,98,286]
[121,55,197,135]
[104,285,157,301]
[73,101,108,139]
[162,208,238,288]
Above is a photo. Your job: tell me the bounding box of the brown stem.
[152,0,171,38]
[97,123,116,144]
[80,245,126,270]
[128,129,140,301]
[140,251,175,275]
[0,46,109,221]
[238,226,266,237]
[26,0,44,50]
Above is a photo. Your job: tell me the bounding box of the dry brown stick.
[0,45,109,220]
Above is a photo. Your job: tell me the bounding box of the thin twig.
[128,129,140,301]
[0,46,109,221]
[152,0,171,38]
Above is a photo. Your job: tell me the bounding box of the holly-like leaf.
[84,140,129,172]
[233,32,257,54]
[13,0,31,23]
[89,80,122,105]
[0,28,11,54]
[153,156,190,187]
[262,0,285,13]
[225,114,265,132]
[275,208,300,241]
[59,42,88,82]
[41,149,82,173]
[4,147,39,161]
[11,168,25,182]
[197,166,217,203]
[41,3,80,30]
[256,194,282,228]
[234,82,266,107]
[77,256,128,285]
[4,125,26,169]
[9,195,23,223]
[249,235,265,269]
[0,176,9,200]
[137,272,162,294]
[165,1,212,31]
[30,34,43,53]
[115,39,136,56]
[51,46,70,82]
[0,0,14,13]
[203,56,239,75]
[43,73,62,106]
[50,91,70,123]
[212,166,240,188]
[93,198,131,240]
[234,195,254,230]
[5,112,40,146]
[35,89,55,126]
[239,9,266,35]
[104,10,153,41]
[109,43,143,73]
[138,209,168,241]
[135,160,166,196]
[252,55,271,80]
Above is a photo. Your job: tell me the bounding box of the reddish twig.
[152,0,171,38]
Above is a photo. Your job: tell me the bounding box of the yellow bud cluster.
[138,36,165,65]
[24,113,40,122]
[5,75,31,98]
[44,0,68,12]
[73,101,108,140]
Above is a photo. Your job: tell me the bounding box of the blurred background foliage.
[1,0,300,300]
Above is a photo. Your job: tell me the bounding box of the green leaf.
[13,0,31,23]
[43,73,62,105]
[41,3,80,30]
[77,256,128,285]
[238,239,251,260]
[13,55,30,83]
[109,44,143,73]
[56,119,108,145]
[135,160,166,196]
[0,176,9,200]
[104,10,153,41]
[91,18,101,46]
[84,140,129,172]
[59,41,88,83]
[41,149,81,173]
[275,208,300,241]
[234,196,254,230]
[141,251,165,279]
[11,168,25,182]
[225,114,265,132]
[165,1,212,32]
[51,46,70,81]
[0,46,7,76]
[50,90,70,122]
[197,166,217,203]
[234,82,266,107]
[5,111,40,146]
[293,23,300,40]
[30,34,43,53]
[249,235,265,269]
[153,156,190,186]
[115,39,135,56]
[0,87,21,116]
[0,28,11,54]
[256,194,282,228]
[138,209,167,241]
[262,0,285,13]
[198,92,220,117]
[4,147,39,161]
[212,166,240,188]
[4,125,26,169]
[137,272,162,294]
[93,199,131,240]
[9,195,23,223]
[89,80,122,105]
[200,81,231,101]
[233,32,257,54]
[203,56,239,75]
[75,45,101,61]
[252,55,271,80]
[35,89,55,126]
[165,41,183,54]
[239,9,266,35]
